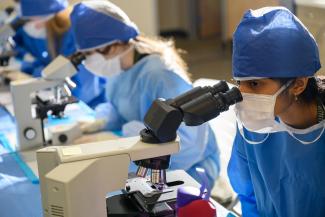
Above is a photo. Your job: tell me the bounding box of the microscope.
[37,81,242,217]
[11,54,85,151]
[0,16,27,67]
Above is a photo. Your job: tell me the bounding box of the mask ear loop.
[274,80,294,98]
[285,79,325,145]
[286,124,325,145]
[237,121,270,145]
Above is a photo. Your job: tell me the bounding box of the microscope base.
[106,170,200,217]
[107,193,175,217]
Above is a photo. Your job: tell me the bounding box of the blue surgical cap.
[70,0,139,51]
[233,7,321,80]
[20,0,68,17]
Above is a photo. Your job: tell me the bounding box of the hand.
[79,119,107,134]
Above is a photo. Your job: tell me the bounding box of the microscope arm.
[0,17,28,43]
[0,18,27,64]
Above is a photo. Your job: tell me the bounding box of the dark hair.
[274,76,325,104]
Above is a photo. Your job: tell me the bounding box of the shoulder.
[127,54,191,98]
[136,54,191,87]
[135,54,168,76]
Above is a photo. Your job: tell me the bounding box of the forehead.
[235,78,278,84]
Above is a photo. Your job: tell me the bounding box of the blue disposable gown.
[13,27,106,108]
[228,122,325,217]
[13,27,51,76]
[95,54,220,188]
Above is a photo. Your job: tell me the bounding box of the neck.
[279,99,318,129]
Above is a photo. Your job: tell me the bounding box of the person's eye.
[249,81,259,87]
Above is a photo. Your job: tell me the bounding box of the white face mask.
[83,45,133,78]
[235,81,291,134]
[235,80,325,145]
[23,21,46,39]
[23,15,53,39]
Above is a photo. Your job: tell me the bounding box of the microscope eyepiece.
[5,6,15,15]
[10,18,29,32]
[221,87,243,105]
[211,80,229,95]
[168,80,230,107]
[69,52,86,68]
[181,87,243,126]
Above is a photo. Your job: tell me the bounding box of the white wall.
[158,0,191,33]
[1,0,14,10]
[103,0,159,36]
[71,0,159,36]
[2,0,159,36]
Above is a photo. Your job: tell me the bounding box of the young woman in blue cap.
[228,7,325,217]
[70,0,221,189]
[13,0,106,108]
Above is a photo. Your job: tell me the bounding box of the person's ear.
[289,77,308,97]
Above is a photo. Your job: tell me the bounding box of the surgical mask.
[23,15,53,39]
[83,45,133,78]
[235,81,325,145]
[23,21,46,39]
[235,81,291,134]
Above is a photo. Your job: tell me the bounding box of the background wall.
[158,0,191,34]
[70,0,159,36]
[158,0,222,39]
[0,0,14,10]
[221,0,280,41]
[1,0,159,36]
[109,0,158,36]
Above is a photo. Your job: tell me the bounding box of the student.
[228,7,325,216]
[14,0,106,107]
[70,0,221,188]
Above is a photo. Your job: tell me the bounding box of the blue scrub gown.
[228,122,325,217]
